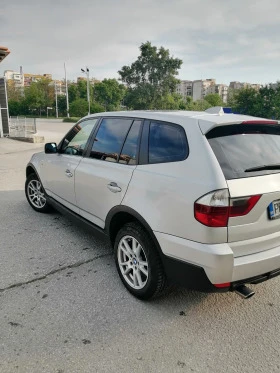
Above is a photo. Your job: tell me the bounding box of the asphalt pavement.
[1,122,280,373]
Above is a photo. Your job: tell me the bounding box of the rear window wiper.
[245,164,280,172]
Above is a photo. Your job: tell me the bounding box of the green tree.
[119,41,182,109]
[7,80,23,101]
[68,83,79,103]
[91,101,106,113]
[24,82,45,115]
[258,85,280,119]
[94,79,126,110]
[22,78,54,116]
[69,98,88,117]
[77,80,88,100]
[8,100,24,116]
[56,95,67,117]
[230,88,261,116]
[191,99,212,111]
[204,93,224,107]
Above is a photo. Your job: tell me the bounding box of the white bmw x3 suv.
[25,108,280,299]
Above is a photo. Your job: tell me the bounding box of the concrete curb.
[8,135,45,143]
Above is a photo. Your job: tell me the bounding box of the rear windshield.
[207,124,280,180]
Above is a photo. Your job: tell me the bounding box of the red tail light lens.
[194,190,262,227]
[194,204,229,227]
[194,189,229,227]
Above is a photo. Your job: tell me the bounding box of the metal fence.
[9,117,37,138]
[0,77,9,137]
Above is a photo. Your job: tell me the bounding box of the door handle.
[65,169,73,178]
[107,182,122,193]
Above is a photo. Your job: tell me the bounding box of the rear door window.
[207,124,280,179]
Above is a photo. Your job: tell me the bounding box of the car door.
[75,117,143,227]
[42,118,99,213]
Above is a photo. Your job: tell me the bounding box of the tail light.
[194,189,262,227]
[242,120,278,125]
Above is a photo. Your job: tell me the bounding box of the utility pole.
[64,62,70,118]
[81,67,90,115]
[54,80,58,118]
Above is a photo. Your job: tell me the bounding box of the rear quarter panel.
[122,118,228,244]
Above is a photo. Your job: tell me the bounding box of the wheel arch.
[105,206,163,256]
[26,163,39,179]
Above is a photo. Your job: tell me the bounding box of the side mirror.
[45,142,57,154]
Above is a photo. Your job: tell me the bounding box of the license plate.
[268,200,280,220]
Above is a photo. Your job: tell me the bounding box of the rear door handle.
[65,169,73,177]
[107,182,122,193]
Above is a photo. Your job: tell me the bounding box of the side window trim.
[84,117,104,158]
[138,119,150,165]
[82,117,102,157]
[118,119,144,165]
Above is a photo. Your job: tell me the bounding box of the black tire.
[114,222,166,300]
[25,173,52,213]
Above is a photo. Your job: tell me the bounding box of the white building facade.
[215,84,228,103]
[176,80,193,98]
[192,79,216,101]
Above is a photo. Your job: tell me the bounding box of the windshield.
[207,124,280,180]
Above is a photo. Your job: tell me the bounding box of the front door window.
[61,118,98,156]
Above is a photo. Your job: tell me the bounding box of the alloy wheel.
[117,235,149,290]
[27,179,47,209]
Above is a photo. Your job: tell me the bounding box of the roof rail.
[205,107,224,116]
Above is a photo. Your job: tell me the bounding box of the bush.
[69,98,88,117]
[63,117,81,123]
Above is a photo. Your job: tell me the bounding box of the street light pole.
[81,67,90,115]
[64,62,70,118]
[54,80,58,118]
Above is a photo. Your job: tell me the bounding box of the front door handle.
[107,182,122,193]
[65,169,73,178]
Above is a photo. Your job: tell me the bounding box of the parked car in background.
[25,108,280,299]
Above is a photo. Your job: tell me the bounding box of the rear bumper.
[154,231,280,290]
[161,255,280,292]
[231,267,280,289]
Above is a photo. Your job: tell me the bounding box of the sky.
[1,0,280,85]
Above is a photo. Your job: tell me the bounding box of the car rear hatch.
[206,120,280,257]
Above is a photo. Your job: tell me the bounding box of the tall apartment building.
[24,73,52,87]
[175,80,193,98]
[51,80,66,95]
[77,76,100,84]
[192,79,216,101]
[269,82,280,90]
[176,79,229,102]
[4,70,52,88]
[4,70,24,88]
[229,81,261,91]
[215,84,228,103]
